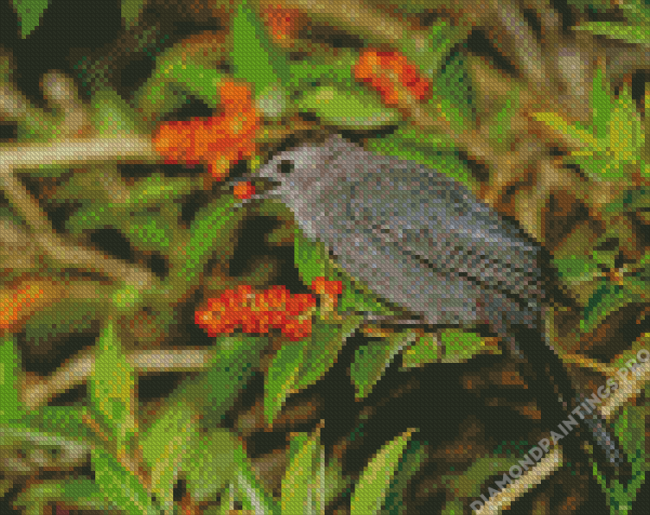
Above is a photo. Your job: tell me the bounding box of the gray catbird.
[241,133,630,487]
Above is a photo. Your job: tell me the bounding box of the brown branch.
[20,347,217,410]
[0,136,162,290]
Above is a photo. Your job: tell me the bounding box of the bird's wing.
[325,151,544,307]
[294,152,542,331]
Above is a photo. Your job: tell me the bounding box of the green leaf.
[91,445,158,515]
[111,283,143,313]
[597,405,648,511]
[400,332,441,369]
[530,65,645,181]
[132,48,229,127]
[573,21,650,47]
[432,52,476,125]
[184,428,239,503]
[285,50,358,93]
[383,439,427,515]
[13,0,50,39]
[281,428,323,515]
[141,403,196,513]
[233,439,279,514]
[13,480,63,515]
[121,0,149,30]
[351,332,414,401]
[175,193,244,287]
[88,321,137,454]
[438,329,492,362]
[131,174,204,207]
[296,316,364,391]
[126,212,174,251]
[0,336,22,421]
[22,294,103,349]
[231,1,287,93]
[619,0,650,25]
[580,282,641,335]
[18,405,96,444]
[351,429,417,515]
[161,335,265,424]
[397,19,470,78]
[90,87,148,138]
[295,85,400,130]
[554,256,600,283]
[265,338,310,425]
[65,204,117,235]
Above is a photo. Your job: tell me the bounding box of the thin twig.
[474,445,562,514]
[600,358,650,420]
[20,347,217,410]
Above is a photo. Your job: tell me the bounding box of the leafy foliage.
[12,0,51,39]
[1,0,650,513]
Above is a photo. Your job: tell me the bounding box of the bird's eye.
[279,160,294,174]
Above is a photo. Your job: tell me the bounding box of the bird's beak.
[225,175,282,204]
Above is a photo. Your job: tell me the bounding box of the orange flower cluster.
[354,49,433,107]
[195,284,316,341]
[0,284,44,334]
[195,278,344,341]
[152,80,260,181]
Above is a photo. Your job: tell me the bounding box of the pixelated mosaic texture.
[1,0,650,513]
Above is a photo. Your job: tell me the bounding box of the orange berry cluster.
[195,278,344,341]
[152,80,260,181]
[311,277,343,296]
[354,48,433,107]
[195,284,316,341]
[233,180,256,200]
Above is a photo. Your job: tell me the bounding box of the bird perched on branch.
[241,132,631,489]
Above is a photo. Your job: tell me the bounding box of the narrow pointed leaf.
[184,428,239,503]
[265,338,309,425]
[281,431,320,514]
[231,1,287,93]
[295,85,400,130]
[91,446,158,515]
[233,439,279,514]
[88,321,137,454]
[573,22,650,47]
[351,429,417,515]
[296,316,363,391]
[383,439,427,514]
[351,332,413,401]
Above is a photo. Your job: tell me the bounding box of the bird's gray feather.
[253,133,631,483]
[257,134,543,334]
